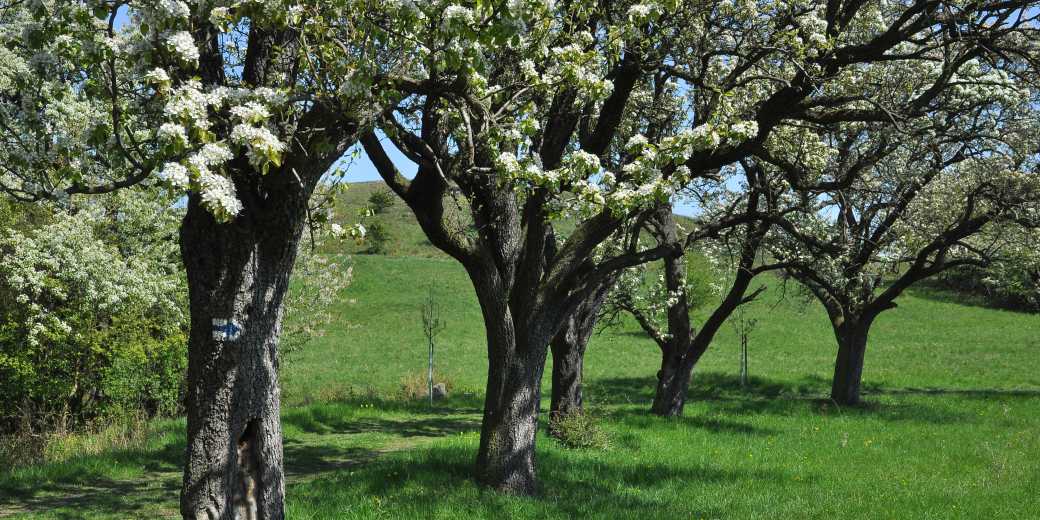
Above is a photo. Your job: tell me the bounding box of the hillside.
[330,181,449,258]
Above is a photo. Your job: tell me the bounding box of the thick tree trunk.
[179,195,305,520]
[548,279,613,421]
[549,332,584,420]
[470,268,550,496]
[475,344,546,495]
[651,345,697,417]
[830,324,870,406]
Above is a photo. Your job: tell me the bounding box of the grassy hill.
[329,181,449,258]
[2,181,1039,519]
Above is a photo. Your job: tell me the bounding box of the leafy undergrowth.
[3,242,1039,518]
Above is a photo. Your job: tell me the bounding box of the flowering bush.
[938,228,1040,312]
[0,195,187,434]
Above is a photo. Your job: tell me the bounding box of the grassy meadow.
[1,182,1038,519]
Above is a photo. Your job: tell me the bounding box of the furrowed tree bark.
[651,344,698,417]
[548,280,614,418]
[549,276,614,422]
[179,184,309,520]
[470,267,550,495]
[549,331,585,420]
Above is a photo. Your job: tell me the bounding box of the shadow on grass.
[586,372,820,405]
[290,443,770,518]
[284,410,481,438]
[872,386,1040,397]
[0,423,185,518]
[587,372,1039,426]
[293,391,487,415]
[609,412,780,438]
[908,283,1039,315]
[284,441,385,479]
[0,472,181,519]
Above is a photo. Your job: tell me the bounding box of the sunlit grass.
[2,196,1039,518]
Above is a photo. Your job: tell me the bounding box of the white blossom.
[442,5,475,28]
[143,67,170,86]
[627,3,657,22]
[626,134,648,152]
[164,30,199,65]
[231,124,285,166]
[157,122,188,146]
[156,161,190,188]
[230,102,271,123]
[197,143,234,166]
[198,172,243,218]
[209,6,230,26]
[157,0,191,20]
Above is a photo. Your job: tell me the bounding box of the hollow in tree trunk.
[179,193,305,520]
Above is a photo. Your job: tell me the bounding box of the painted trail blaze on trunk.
[180,197,301,520]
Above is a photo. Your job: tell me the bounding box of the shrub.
[0,195,187,435]
[549,411,610,450]
[365,221,393,255]
[934,228,1040,312]
[367,188,397,214]
[938,264,1040,311]
[101,321,188,419]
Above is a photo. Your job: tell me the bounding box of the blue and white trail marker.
[212,319,242,341]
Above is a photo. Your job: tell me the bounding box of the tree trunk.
[646,208,768,417]
[475,345,546,495]
[830,323,870,406]
[548,278,613,421]
[179,194,305,520]
[549,332,585,420]
[651,344,696,417]
[470,268,549,496]
[650,229,696,418]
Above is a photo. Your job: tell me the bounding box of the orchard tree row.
[1,1,1037,519]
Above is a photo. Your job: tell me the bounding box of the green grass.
[3,183,1039,518]
[328,182,450,258]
